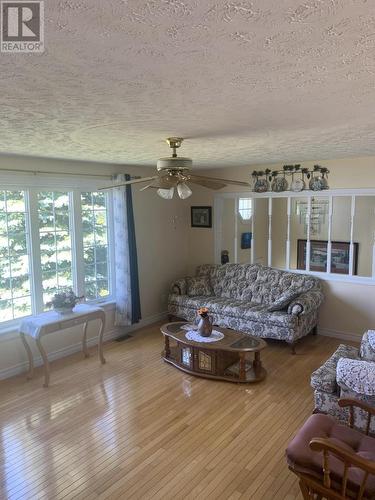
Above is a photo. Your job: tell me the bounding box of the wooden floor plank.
[0,322,349,499]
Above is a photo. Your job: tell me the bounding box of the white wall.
[0,154,189,379]
[186,155,375,339]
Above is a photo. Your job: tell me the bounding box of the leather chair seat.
[286,413,375,498]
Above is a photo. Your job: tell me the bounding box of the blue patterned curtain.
[112,174,141,325]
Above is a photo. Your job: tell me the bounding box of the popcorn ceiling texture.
[1,0,375,168]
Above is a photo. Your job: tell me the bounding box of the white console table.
[19,304,106,387]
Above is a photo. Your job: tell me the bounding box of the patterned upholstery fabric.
[311,330,375,433]
[360,330,375,362]
[311,344,359,393]
[186,276,213,297]
[267,287,302,312]
[168,263,323,345]
[337,358,375,396]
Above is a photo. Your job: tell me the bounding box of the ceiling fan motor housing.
[157,156,193,172]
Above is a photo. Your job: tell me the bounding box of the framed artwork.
[241,232,252,249]
[297,239,358,275]
[191,206,212,228]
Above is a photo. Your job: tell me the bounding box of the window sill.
[0,299,116,342]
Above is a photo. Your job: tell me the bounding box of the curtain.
[112,174,141,325]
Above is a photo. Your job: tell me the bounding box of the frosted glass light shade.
[177,182,192,199]
[157,187,174,199]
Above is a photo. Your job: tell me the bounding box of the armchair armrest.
[169,277,188,296]
[287,288,324,316]
[337,358,375,397]
[310,437,375,477]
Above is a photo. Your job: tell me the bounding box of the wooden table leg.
[82,322,89,358]
[98,317,106,365]
[239,352,246,381]
[20,333,34,380]
[36,337,50,388]
[253,351,262,375]
[164,335,170,358]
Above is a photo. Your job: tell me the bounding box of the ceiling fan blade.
[139,176,177,191]
[99,176,159,191]
[188,176,227,190]
[190,174,251,187]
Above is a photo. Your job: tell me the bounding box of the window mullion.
[28,189,44,313]
[107,191,116,299]
[71,191,84,297]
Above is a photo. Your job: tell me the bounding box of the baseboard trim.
[318,327,361,343]
[0,311,168,381]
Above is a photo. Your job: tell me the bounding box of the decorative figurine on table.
[221,250,229,264]
[197,307,213,337]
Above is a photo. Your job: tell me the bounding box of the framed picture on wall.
[191,206,212,228]
[297,239,358,275]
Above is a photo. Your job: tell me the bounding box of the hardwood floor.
[0,323,349,500]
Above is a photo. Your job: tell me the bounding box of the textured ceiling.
[1,0,375,169]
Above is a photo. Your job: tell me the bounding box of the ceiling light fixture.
[157,187,174,200]
[177,182,192,199]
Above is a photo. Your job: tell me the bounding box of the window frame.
[0,174,115,333]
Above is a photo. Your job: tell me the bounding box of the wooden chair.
[286,399,375,499]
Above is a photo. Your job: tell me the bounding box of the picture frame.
[297,239,358,275]
[191,206,212,228]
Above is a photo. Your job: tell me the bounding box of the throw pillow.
[186,276,213,297]
[267,288,301,312]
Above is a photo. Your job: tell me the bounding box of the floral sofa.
[311,330,375,433]
[168,263,324,351]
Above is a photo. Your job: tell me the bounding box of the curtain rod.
[0,167,140,180]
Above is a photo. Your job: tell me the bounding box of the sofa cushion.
[286,413,375,498]
[337,358,375,396]
[186,276,213,297]
[311,344,360,393]
[267,288,302,312]
[168,294,298,328]
[360,330,375,362]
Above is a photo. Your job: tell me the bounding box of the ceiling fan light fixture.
[177,182,192,199]
[157,187,175,200]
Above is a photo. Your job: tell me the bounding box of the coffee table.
[161,322,267,383]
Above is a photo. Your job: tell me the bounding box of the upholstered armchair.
[311,330,375,434]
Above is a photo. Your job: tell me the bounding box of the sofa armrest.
[337,358,375,397]
[170,277,188,296]
[287,288,324,316]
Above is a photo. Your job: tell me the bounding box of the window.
[0,186,113,328]
[238,198,252,221]
[38,191,73,307]
[0,190,32,321]
[81,192,110,300]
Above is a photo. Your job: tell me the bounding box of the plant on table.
[46,289,84,313]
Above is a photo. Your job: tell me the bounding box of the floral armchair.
[311,330,375,434]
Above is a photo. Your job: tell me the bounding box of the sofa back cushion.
[186,276,213,297]
[196,263,320,304]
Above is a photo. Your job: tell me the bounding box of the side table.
[19,304,106,387]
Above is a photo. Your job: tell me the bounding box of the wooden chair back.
[293,399,375,500]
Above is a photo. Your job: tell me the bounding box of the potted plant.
[46,289,84,314]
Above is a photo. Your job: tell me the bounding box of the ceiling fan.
[99,137,251,199]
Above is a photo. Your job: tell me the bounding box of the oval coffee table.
[161,322,267,383]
